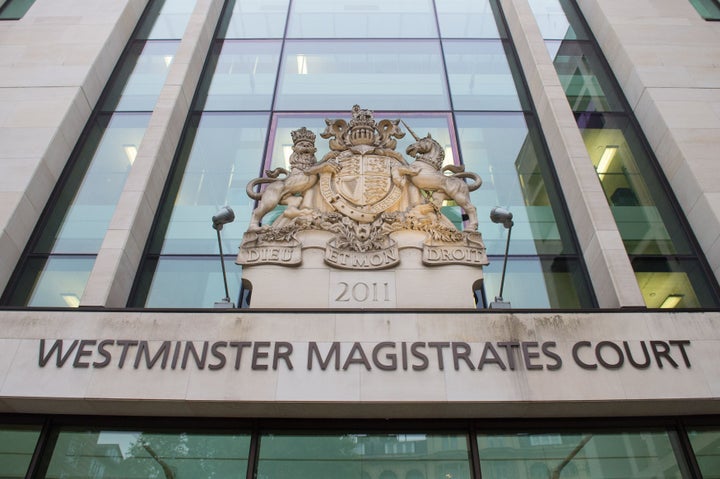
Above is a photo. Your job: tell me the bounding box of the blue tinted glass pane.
[221,0,289,39]
[435,0,500,38]
[196,40,281,111]
[153,113,268,254]
[21,256,95,308]
[37,113,150,254]
[456,113,571,255]
[140,257,243,308]
[0,425,41,478]
[444,40,523,111]
[527,0,586,40]
[287,0,437,38]
[102,41,179,112]
[137,0,196,40]
[275,40,450,111]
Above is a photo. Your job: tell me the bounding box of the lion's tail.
[245,168,289,200]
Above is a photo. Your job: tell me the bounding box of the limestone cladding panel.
[0,310,717,418]
[0,0,149,291]
[577,0,720,284]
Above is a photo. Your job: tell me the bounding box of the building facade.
[0,0,720,477]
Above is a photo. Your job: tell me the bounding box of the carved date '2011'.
[335,282,391,303]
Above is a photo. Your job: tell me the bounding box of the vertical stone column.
[499,0,645,308]
[577,0,720,285]
[80,0,223,307]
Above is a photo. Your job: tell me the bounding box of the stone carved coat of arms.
[237,105,488,270]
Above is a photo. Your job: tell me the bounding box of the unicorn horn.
[401,120,421,141]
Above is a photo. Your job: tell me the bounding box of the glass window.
[0,425,41,478]
[688,427,720,478]
[435,0,501,39]
[101,41,180,112]
[286,0,437,38]
[527,0,588,40]
[0,0,35,19]
[275,40,450,111]
[477,430,691,478]
[136,0,197,40]
[688,0,720,20]
[443,40,526,111]
[41,428,250,479]
[633,257,719,309]
[220,0,290,39]
[8,256,95,307]
[257,433,471,479]
[195,40,282,111]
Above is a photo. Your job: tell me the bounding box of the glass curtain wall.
[527,0,720,309]
[131,0,593,309]
[1,0,196,307]
[0,0,35,19]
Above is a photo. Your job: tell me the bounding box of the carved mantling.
[237,105,488,270]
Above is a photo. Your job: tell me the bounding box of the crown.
[348,105,376,146]
[291,127,316,145]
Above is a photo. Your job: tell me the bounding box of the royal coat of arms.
[237,105,488,270]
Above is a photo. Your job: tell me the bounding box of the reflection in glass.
[688,427,720,478]
[435,0,501,39]
[258,433,471,479]
[286,0,437,38]
[136,0,197,40]
[195,40,282,111]
[42,428,250,479]
[101,41,179,112]
[220,0,289,39]
[477,430,690,478]
[0,425,41,478]
[443,40,524,111]
[9,256,95,307]
[527,0,587,40]
[148,113,268,255]
[275,40,450,111]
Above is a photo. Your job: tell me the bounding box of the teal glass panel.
[443,40,524,111]
[435,0,501,39]
[286,0,437,38]
[257,433,471,479]
[456,113,574,255]
[42,428,250,478]
[577,113,692,255]
[477,430,690,478]
[481,257,592,308]
[10,256,95,307]
[689,0,720,20]
[0,0,35,19]
[546,41,623,113]
[220,0,289,39]
[633,257,720,308]
[275,40,450,111]
[688,427,720,478]
[136,0,197,40]
[195,40,282,111]
[35,113,150,254]
[149,113,268,254]
[0,425,41,477]
[134,257,243,308]
[527,0,587,40]
[101,41,179,112]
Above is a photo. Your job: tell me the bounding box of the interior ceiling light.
[660,294,684,309]
[61,293,80,308]
[296,54,308,75]
[123,145,138,165]
[596,145,618,180]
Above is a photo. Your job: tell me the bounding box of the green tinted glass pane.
[456,113,573,255]
[443,40,524,111]
[480,257,592,308]
[10,256,95,307]
[136,0,196,40]
[43,429,250,479]
[689,0,720,20]
[688,427,720,478]
[195,40,281,111]
[0,425,41,477]
[578,113,692,255]
[275,40,450,111]
[527,0,587,40]
[102,41,179,112]
[633,257,720,309]
[258,433,471,479]
[547,41,623,113]
[0,0,35,19]
[220,0,289,39]
[435,0,500,39]
[287,0,437,38]
[36,113,150,254]
[477,430,689,478]
[151,113,268,254]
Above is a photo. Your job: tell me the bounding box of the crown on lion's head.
[291,127,316,145]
